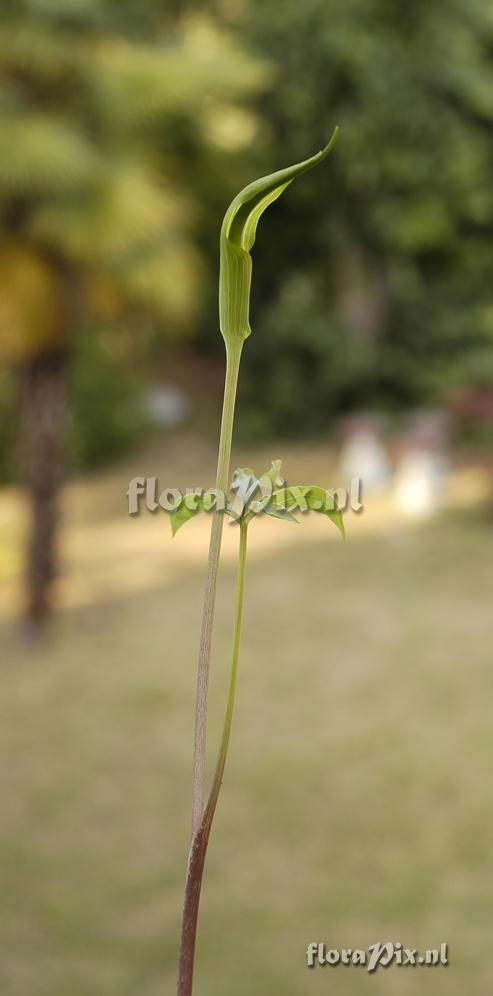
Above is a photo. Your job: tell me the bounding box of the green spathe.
[219,128,339,346]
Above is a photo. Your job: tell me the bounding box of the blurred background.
[1,0,492,993]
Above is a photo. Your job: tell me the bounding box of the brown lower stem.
[176,811,212,996]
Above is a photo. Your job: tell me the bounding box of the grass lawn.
[1,437,492,995]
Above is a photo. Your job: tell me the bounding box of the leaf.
[169,498,196,537]
[265,485,346,538]
[169,491,234,536]
[230,466,258,501]
[261,504,299,524]
[219,128,339,345]
[169,467,346,538]
[258,459,284,489]
[232,460,288,520]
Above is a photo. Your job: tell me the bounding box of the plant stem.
[191,336,243,836]
[205,519,248,820]
[177,520,249,996]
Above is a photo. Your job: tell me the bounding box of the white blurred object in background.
[144,383,190,427]
[394,410,450,519]
[339,413,391,496]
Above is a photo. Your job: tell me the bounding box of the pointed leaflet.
[231,460,283,503]
[219,128,339,345]
[169,493,235,536]
[244,461,297,522]
[231,460,291,521]
[264,485,346,538]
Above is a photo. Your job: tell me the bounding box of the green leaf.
[230,466,258,505]
[261,504,299,524]
[219,128,339,345]
[266,485,346,538]
[169,490,235,536]
[232,460,288,520]
[258,459,284,489]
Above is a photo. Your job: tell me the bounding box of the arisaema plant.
[174,129,341,996]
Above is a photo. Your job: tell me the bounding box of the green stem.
[191,337,243,836]
[177,520,249,996]
[205,519,248,820]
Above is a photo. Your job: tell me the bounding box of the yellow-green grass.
[0,440,492,995]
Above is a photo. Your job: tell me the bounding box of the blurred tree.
[217,0,493,437]
[0,0,268,625]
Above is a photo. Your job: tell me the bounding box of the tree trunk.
[18,350,68,627]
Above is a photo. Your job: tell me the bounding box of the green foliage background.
[233,0,493,435]
[2,0,493,463]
